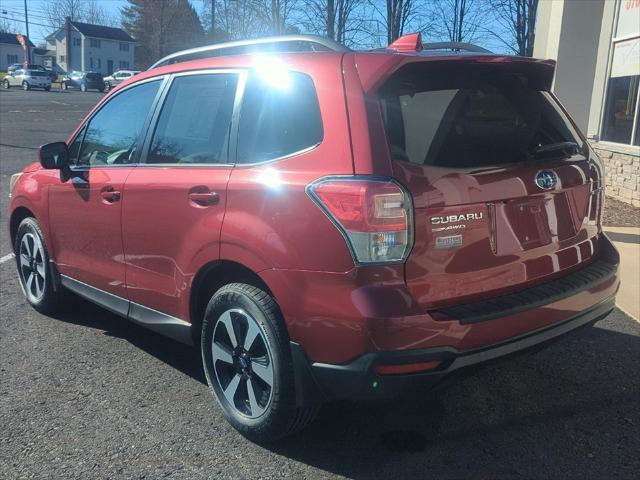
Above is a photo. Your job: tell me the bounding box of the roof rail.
[422,42,492,53]
[149,35,350,70]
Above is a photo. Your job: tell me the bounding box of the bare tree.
[44,0,85,29]
[250,0,299,35]
[0,17,18,33]
[202,0,262,40]
[44,0,116,29]
[487,0,537,55]
[432,0,488,43]
[364,0,435,47]
[299,0,363,45]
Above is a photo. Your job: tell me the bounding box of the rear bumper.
[292,296,616,403]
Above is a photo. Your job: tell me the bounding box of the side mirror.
[39,142,70,170]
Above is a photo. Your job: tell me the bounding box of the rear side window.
[147,74,238,165]
[237,71,322,164]
[380,68,582,168]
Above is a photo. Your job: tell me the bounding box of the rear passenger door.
[122,71,242,320]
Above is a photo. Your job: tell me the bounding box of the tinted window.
[380,70,582,168]
[68,125,86,165]
[237,71,322,164]
[147,74,238,165]
[77,80,160,166]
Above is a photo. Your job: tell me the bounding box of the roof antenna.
[387,33,423,53]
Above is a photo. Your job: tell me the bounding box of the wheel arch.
[189,259,277,344]
[9,206,36,251]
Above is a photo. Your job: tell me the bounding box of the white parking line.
[0,253,15,264]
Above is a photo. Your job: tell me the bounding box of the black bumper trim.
[297,297,615,402]
[433,257,618,324]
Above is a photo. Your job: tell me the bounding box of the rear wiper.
[531,141,580,157]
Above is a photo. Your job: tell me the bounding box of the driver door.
[48,79,163,301]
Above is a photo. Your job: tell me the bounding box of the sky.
[0,0,509,52]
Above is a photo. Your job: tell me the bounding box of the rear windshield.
[379,65,582,168]
[26,70,48,77]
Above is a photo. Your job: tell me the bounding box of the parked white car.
[3,69,52,91]
[103,70,140,91]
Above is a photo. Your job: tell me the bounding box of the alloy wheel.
[19,233,46,303]
[211,308,274,419]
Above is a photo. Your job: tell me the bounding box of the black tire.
[44,86,51,92]
[22,81,30,91]
[104,82,110,92]
[201,283,319,442]
[80,83,87,92]
[3,79,9,89]
[14,217,63,314]
[98,87,104,93]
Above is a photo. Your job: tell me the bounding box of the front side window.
[237,71,323,164]
[77,80,160,166]
[147,74,238,165]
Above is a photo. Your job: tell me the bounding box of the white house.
[45,19,135,75]
[0,32,34,71]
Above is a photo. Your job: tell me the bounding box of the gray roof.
[0,32,35,47]
[70,21,135,42]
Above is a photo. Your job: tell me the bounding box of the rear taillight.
[307,177,413,264]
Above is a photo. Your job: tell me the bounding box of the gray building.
[534,0,640,207]
[45,20,135,76]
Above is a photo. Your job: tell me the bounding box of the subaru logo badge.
[535,170,557,190]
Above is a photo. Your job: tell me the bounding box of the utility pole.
[24,0,30,63]
[211,0,215,39]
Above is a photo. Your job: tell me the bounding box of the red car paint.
[9,44,618,371]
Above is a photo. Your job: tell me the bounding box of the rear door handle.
[100,187,121,203]
[189,191,219,206]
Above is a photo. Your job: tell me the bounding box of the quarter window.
[147,74,238,165]
[237,71,323,164]
[77,80,160,166]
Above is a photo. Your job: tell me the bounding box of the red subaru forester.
[8,33,620,442]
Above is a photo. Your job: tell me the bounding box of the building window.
[7,54,18,64]
[73,37,81,47]
[90,38,101,48]
[600,2,640,146]
[119,42,129,52]
[59,55,66,63]
[97,58,101,69]
[119,61,130,69]
[90,57,94,69]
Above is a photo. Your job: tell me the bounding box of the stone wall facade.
[591,143,640,207]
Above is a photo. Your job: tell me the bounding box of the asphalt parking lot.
[1,88,639,479]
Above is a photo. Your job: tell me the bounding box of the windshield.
[379,66,583,168]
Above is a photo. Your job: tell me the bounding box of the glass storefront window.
[601,2,640,146]
[602,75,639,145]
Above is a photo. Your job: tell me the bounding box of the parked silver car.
[103,69,140,91]
[3,69,52,91]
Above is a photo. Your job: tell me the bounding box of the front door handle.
[189,191,219,206]
[100,187,121,203]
